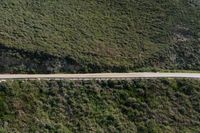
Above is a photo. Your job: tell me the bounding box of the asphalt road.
[0,73,200,80]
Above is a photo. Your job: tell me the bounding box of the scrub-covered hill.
[0,0,200,73]
[1,79,200,132]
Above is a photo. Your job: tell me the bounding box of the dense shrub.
[0,79,200,132]
[0,0,200,73]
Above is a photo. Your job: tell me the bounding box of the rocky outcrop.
[0,45,81,73]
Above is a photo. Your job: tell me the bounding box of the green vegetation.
[1,79,200,132]
[0,0,200,73]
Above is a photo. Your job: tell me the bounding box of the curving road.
[0,72,200,80]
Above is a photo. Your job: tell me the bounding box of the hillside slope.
[0,0,200,73]
[1,79,200,132]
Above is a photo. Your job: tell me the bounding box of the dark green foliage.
[0,79,200,132]
[0,0,200,73]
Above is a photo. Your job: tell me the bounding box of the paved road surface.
[0,73,200,80]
